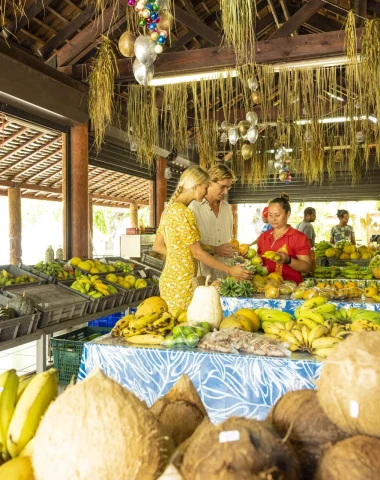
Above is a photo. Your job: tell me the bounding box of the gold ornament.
[238,120,251,135]
[279,171,288,182]
[241,143,254,160]
[274,140,281,148]
[118,31,136,58]
[159,11,173,31]
[251,91,262,104]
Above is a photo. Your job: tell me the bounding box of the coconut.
[32,369,174,480]
[181,417,300,480]
[150,375,208,448]
[315,435,380,480]
[317,331,380,437]
[267,389,348,479]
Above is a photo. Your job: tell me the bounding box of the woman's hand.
[275,252,290,264]
[228,265,253,281]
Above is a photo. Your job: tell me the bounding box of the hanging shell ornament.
[118,31,136,57]
[304,130,312,143]
[220,133,228,143]
[279,171,288,182]
[251,91,262,104]
[247,77,259,91]
[238,120,251,136]
[241,144,254,160]
[275,146,286,161]
[246,111,258,126]
[159,11,173,32]
[221,121,227,131]
[134,35,157,66]
[356,131,365,143]
[133,58,154,85]
[246,126,258,144]
[228,127,239,145]
[273,160,283,171]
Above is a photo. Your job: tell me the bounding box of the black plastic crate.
[0,265,46,289]
[0,293,40,341]
[140,253,164,270]
[51,326,111,385]
[58,280,125,314]
[3,284,89,328]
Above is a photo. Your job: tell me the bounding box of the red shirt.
[257,227,311,284]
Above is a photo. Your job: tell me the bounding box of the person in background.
[153,166,251,310]
[330,209,356,245]
[251,207,272,246]
[257,193,311,284]
[189,164,237,281]
[296,207,317,247]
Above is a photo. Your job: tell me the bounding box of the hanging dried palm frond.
[220,0,256,65]
[88,36,119,152]
[161,83,188,154]
[0,0,26,34]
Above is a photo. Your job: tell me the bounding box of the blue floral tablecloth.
[78,336,322,424]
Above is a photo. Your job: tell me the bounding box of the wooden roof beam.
[92,193,148,206]
[0,126,28,149]
[0,180,61,193]
[11,148,62,180]
[0,190,62,202]
[2,0,55,37]
[269,0,326,39]
[0,132,45,165]
[174,5,221,46]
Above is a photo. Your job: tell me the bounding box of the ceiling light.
[149,69,237,86]
[295,115,377,125]
[326,92,345,102]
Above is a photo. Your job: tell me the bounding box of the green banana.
[312,304,336,314]
[7,368,58,458]
[0,370,19,454]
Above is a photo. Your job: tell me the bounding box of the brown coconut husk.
[315,435,380,480]
[267,389,349,480]
[151,375,208,447]
[32,369,174,480]
[181,416,300,480]
[317,331,380,437]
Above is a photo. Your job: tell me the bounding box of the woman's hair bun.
[280,192,290,202]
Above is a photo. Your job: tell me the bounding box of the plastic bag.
[162,323,211,348]
[198,328,291,357]
[279,281,297,295]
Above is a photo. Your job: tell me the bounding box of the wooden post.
[231,204,238,239]
[156,156,167,226]
[8,186,22,265]
[149,180,154,227]
[70,123,88,258]
[62,132,67,259]
[130,202,138,228]
[88,194,93,258]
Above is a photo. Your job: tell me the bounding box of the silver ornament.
[246,111,258,126]
[273,160,283,171]
[356,131,365,143]
[164,167,172,179]
[275,146,286,161]
[248,77,259,91]
[246,126,258,144]
[221,121,227,131]
[304,131,312,143]
[220,133,228,143]
[130,141,137,152]
[134,35,157,66]
[228,127,239,145]
[133,59,154,85]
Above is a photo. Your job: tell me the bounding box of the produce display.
[31,261,75,280]
[313,264,373,279]
[70,274,119,298]
[219,277,254,297]
[0,293,36,320]
[187,278,223,329]
[369,255,380,278]
[0,270,37,287]
[105,273,148,290]
[163,323,211,348]
[0,368,57,476]
[315,240,377,260]
[69,257,116,273]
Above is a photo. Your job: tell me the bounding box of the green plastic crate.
[51,327,111,385]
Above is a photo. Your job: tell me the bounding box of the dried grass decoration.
[315,435,380,480]
[150,375,208,448]
[267,389,348,480]
[88,36,119,152]
[220,0,256,65]
[181,417,300,479]
[32,369,174,480]
[317,331,380,437]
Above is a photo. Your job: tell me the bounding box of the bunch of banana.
[313,266,341,278]
[315,241,333,258]
[70,274,118,298]
[255,308,295,324]
[110,314,136,337]
[0,271,37,287]
[0,369,58,462]
[348,308,380,325]
[348,319,380,332]
[262,251,281,262]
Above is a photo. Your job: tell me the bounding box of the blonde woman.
[153,166,251,310]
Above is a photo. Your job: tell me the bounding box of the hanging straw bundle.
[161,83,188,155]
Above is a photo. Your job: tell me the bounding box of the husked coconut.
[151,375,208,447]
[315,435,380,480]
[32,369,174,480]
[267,389,348,480]
[181,417,300,480]
[317,331,380,437]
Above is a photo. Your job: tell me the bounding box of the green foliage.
[94,209,108,235]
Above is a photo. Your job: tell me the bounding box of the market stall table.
[78,336,322,423]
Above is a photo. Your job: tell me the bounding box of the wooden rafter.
[0,180,61,193]
[267,0,281,27]
[2,0,55,37]
[92,193,148,206]
[174,5,221,46]
[0,127,28,149]
[0,132,45,165]
[11,148,62,180]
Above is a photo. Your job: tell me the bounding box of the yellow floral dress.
[157,203,200,310]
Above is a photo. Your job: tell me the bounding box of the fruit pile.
[219,277,254,297]
[315,241,334,258]
[313,266,341,278]
[69,257,116,274]
[163,323,211,348]
[369,255,380,279]
[70,275,119,298]
[113,260,134,273]
[0,270,37,287]
[341,262,373,279]
[105,273,147,290]
[0,368,57,475]
[31,261,75,280]
[294,281,363,300]
[219,308,260,332]
[316,242,376,261]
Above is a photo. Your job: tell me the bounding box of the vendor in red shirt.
[257,193,311,284]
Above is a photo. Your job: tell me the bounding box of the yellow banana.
[288,343,299,352]
[262,324,282,335]
[301,325,311,346]
[152,313,172,328]
[311,336,341,349]
[331,325,346,337]
[0,456,34,478]
[294,307,301,319]
[297,317,320,331]
[299,309,325,325]
[16,374,35,403]
[291,328,304,344]
[278,330,300,346]
[300,296,328,311]
[291,323,302,331]
[263,333,280,341]
[78,276,91,285]
[19,437,35,457]
[313,347,335,358]
[129,312,160,330]
[126,334,165,345]
[111,314,135,337]
[258,310,294,323]
[7,369,58,458]
[307,325,329,345]
[90,275,100,285]
[285,320,296,331]
[122,327,146,338]
[312,303,336,314]
[273,322,286,330]
[95,285,110,296]
[0,370,19,454]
